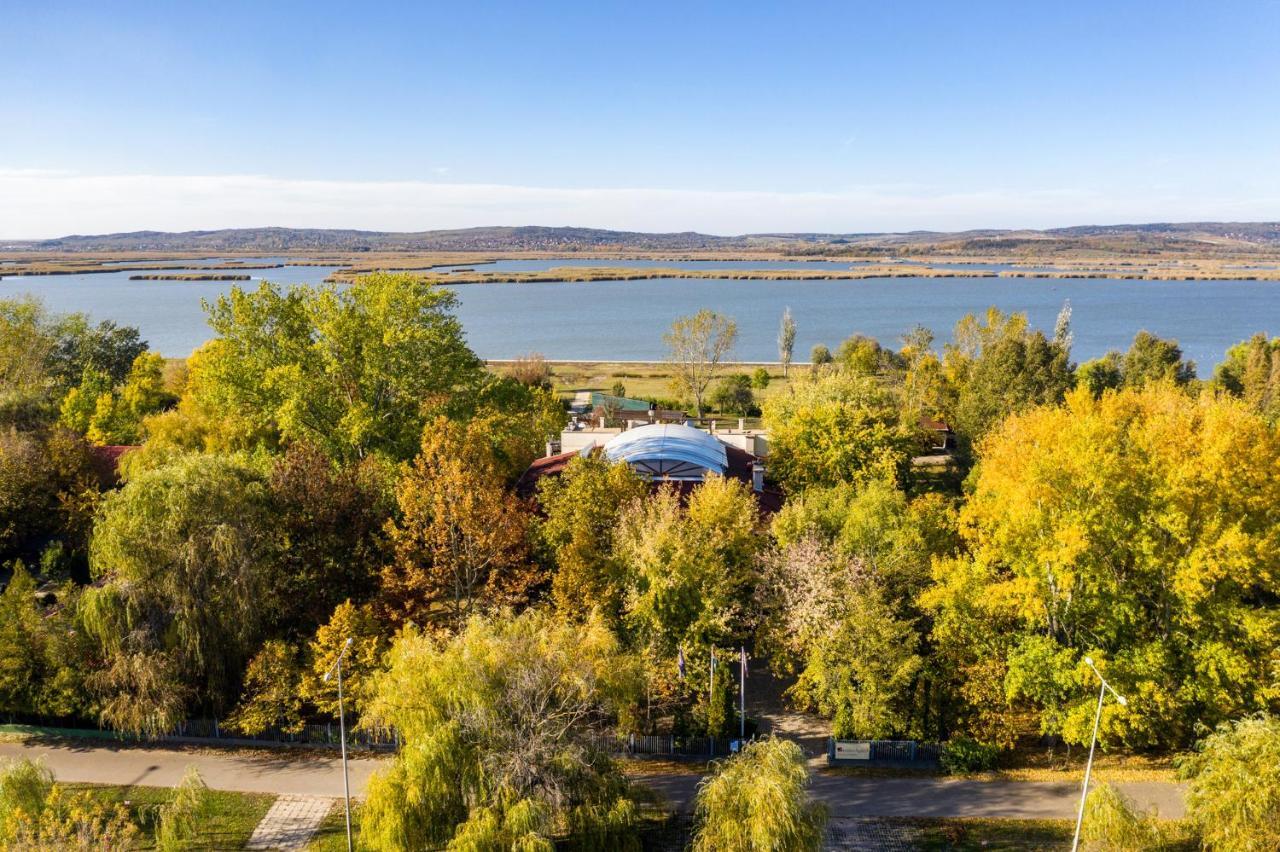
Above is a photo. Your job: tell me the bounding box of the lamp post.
[323,637,354,852]
[1071,656,1128,852]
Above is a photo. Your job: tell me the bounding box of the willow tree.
[664,309,738,417]
[360,611,643,850]
[692,737,826,852]
[84,454,278,733]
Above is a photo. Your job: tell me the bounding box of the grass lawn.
[905,817,1199,850]
[69,783,275,850]
[308,800,359,851]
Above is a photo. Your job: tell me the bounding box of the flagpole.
[739,646,746,740]
[709,648,716,756]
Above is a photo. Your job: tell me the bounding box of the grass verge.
[69,783,275,850]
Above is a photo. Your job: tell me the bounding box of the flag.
[677,647,686,681]
[740,646,748,679]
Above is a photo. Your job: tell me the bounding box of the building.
[518,422,782,513]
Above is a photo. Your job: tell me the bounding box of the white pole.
[739,647,746,740]
[324,638,354,852]
[1072,657,1128,852]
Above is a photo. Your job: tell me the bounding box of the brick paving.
[825,818,922,850]
[246,795,336,850]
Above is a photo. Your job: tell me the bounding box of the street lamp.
[1071,655,1128,852]
[323,637,354,852]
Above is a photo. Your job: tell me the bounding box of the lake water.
[2,262,1275,369]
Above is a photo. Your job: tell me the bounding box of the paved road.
[0,738,380,798]
[636,773,1186,819]
[0,738,1185,819]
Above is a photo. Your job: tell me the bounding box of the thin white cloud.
[1,171,1276,239]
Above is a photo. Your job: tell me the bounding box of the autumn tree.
[265,442,395,633]
[1182,714,1280,851]
[360,611,644,850]
[536,455,648,624]
[762,370,914,491]
[1214,332,1280,423]
[925,385,1280,749]
[380,418,535,631]
[665,309,739,417]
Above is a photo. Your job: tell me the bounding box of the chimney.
[545,441,556,457]
[751,462,765,493]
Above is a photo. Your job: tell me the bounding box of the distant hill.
[11,222,1280,254]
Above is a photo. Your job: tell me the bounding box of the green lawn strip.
[902,817,1199,851]
[67,782,275,850]
[307,800,358,851]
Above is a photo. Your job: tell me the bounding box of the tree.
[1214,333,1280,423]
[618,477,760,657]
[59,352,176,445]
[692,737,826,852]
[931,386,1280,748]
[199,273,484,461]
[778,308,796,378]
[1080,783,1169,851]
[835,334,888,375]
[265,442,394,633]
[762,371,914,491]
[360,611,643,850]
[751,367,771,390]
[664,310,738,417]
[1182,715,1280,851]
[943,308,1073,452]
[710,374,755,416]
[84,454,278,728]
[1076,352,1123,398]
[1121,331,1195,386]
[226,639,305,737]
[380,418,535,632]
[537,455,649,624]
[809,344,832,366]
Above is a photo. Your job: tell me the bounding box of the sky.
[2,0,1279,237]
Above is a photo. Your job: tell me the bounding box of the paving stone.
[246,795,336,851]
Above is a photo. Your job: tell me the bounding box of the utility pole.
[323,637,354,852]
[739,646,746,740]
[1071,656,1129,852]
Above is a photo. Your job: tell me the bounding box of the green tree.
[1121,331,1195,387]
[1076,352,1123,397]
[942,307,1073,451]
[809,344,832,366]
[664,309,739,417]
[618,476,759,657]
[537,455,649,624]
[1214,333,1280,423]
[710,373,755,416]
[1182,715,1280,852]
[763,371,913,491]
[360,611,643,851]
[751,366,771,390]
[84,454,278,728]
[199,273,484,462]
[692,737,826,852]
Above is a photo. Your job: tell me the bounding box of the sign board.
[833,740,871,760]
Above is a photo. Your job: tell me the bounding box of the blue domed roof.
[603,423,728,480]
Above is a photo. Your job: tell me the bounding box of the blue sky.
[3,0,1278,236]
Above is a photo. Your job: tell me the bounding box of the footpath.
[0,736,1185,819]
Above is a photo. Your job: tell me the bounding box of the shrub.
[611,381,627,398]
[155,766,210,851]
[751,367,771,389]
[810,344,833,366]
[1080,783,1166,851]
[0,758,54,838]
[1182,714,1280,851]
[940,737,999,774]
[503,353,553,390]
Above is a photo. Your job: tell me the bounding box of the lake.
[1,261,1276,369]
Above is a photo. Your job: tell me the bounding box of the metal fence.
[170,718,397,749]
[827,738,942,766]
